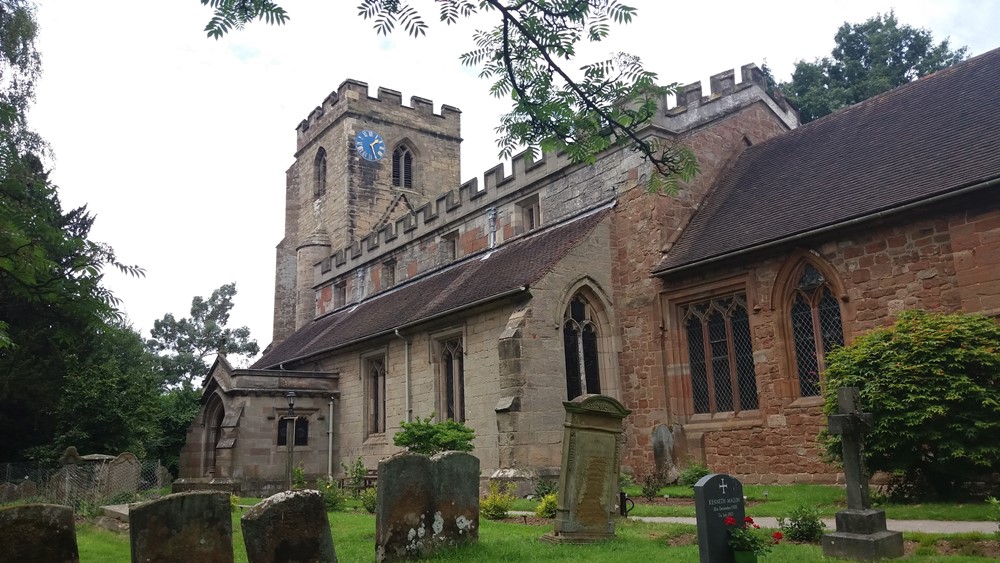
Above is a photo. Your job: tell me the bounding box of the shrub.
[533,479,558,499]
[822,311,1000,499]
[315,477,346,512]
[292,464,307,490]
[341,456,367,498]
[481,481,516,520]
[619,471,635,489]
[360,486,378,514]
[726,515,782,555]
[638,467,667,501]
[988,496,1000,537]
[230,494,240,513]
[393,414,475,456]
[777,504,825,542]
[535,493,558,518]
[678,462,711,487]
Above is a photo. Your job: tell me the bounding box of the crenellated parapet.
[294,79,462,153]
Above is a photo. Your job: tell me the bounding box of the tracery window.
[789,263,844,397]
[392,145,413,189]
[277,416,309,446]
[563,294,601,399]
[366,355,386,435]
[439,338,465,422]
[683,294,758,414]
[314,147,327,197]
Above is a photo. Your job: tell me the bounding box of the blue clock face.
[355,129,386,161]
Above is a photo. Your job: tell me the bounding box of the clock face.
[354,129,386,162]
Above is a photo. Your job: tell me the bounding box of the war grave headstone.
[375,451,479,562]
[0,504,79,563]
[694,473,745,563]
[541,394,631,544]
[821,387,903,561]
[241,489,337,563]
[129,490,234,563]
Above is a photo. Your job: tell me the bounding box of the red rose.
[724,516,736,526]
[773,531,783,542]
[744,516,754,524]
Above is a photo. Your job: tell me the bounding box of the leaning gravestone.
[822,387,903,561]
[129,491,233,563]
[241,489,337,563]
[376,451,479,562]
[694,473,745,563]
[541,394,631,544]
[0,504,79,563]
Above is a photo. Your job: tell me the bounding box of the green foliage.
[292,464,307,490]
[341,456,367,498]
[392,414,475,456]
[619,471,635,490]
[822,310,1000,499]
[145,282,259,389]
[988,496,1000,537]
[777,505,825,543]
[146,387,201,475]
[781,11,967,123]
[316,477,346,512]
[726,515,781,555]
[533,479,558,499]
[200,0,288,39]
[230,494,240,512]
[678,462,711,488]
[360,486,378,514]
[535,492,558,518]
[481,480,517,520]
[638,466,667,501]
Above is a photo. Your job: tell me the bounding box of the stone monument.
[694,473,745,563]
[541,394,630,544]
[129,491,234,563]
[821,387,903,560]
[0,504,79,563]
[241,489,338,563]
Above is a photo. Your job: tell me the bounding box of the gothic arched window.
[314,147,327,198]
[682,294,758,414]
[563,294,601,400]
[439,338,465,422]
[789,263,844,397]
[392,145,413,189]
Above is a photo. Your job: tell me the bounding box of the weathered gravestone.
[376,451,479,562]
[822,387,903,561]
[652,423,684,484]
[241,489,337,563]
[0,504,79,563]
[129,491,233,563]
[694,473,745,563]
[541,394,631,544]
[102,452,141,498]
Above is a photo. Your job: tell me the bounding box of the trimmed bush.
[777,504,825,542]
[393,414,475,455]
[678,462,710,487]
[481,481,516,520]
[535,493,558,518]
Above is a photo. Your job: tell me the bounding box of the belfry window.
[392,145,413,189]
[314,147,327,198]
[682,294,758,414]
[563,294,601,399]
[789,264,844,397]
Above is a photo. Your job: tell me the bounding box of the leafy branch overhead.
[197,0,699,193]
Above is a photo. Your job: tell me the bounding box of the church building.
[177,48,1000,493]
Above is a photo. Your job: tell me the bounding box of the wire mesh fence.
[0,455,172,514]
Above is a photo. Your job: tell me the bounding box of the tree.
[146,282,259,389]
[781,12,967,123]
[197,0,698,193]
[822,310,1000,499]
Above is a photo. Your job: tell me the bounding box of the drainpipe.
[395,329,412,422]
[327,396,334,479]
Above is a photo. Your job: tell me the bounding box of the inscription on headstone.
[694,473,745,563]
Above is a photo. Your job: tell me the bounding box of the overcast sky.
[27,1,998,363]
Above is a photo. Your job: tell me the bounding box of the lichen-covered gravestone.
[0,504,79,563]
[375,451,479,562]
[694,473,745,563]
[129,491,233,563]
[541,394,631,544]
[241,489,337,563]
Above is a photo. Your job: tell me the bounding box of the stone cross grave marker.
[129,491,234,563]
[821,387,903,561]
[694,473,745,563]
[241,489,338,563]
[0,504,79,563]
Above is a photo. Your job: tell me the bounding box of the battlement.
[295,79,462,152]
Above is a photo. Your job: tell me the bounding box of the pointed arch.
[392,142,415,189]
[313,147,327,198]
[202,392,226,476]
[558,279,620,400]
[772,251,849,399]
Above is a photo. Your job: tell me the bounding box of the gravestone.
[0,504,79,563]
[102,452,140,498]
[129,491,233,563]
[375,451,479,562]
[16,479,37,500]
[541,394,631,544]
[241,489,337,563]
[821,387,903,561]
[651,423,682,484]
[694,473,745,563]
[0,483,14,503]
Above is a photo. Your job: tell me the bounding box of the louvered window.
[683,294,758,414]
[789,264,844,397]
[392,145,413,189]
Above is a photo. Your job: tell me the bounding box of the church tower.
[272,80,462,342]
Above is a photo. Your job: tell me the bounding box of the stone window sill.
[787,395,825,410]
[364,433,388,445]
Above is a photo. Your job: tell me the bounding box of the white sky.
[27,1,999,363]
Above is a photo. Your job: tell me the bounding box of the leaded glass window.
[789,264,844,397]
[366,356,386,434]
[564,294,601,400]
[440,338,465,422]
[683,294,758,414]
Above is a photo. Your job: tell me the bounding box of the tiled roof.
[254,205,611,369]
[655,47,1000,275]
